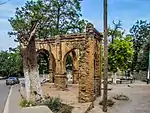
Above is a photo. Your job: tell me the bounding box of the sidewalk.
[7,85,52,113]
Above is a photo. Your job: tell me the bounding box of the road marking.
[3,86,12,113]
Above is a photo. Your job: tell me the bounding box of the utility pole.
[148,48,150,84]
[103,0,108,112]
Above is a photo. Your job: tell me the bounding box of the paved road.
[0,80,11,113]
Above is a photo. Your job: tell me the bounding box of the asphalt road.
[0,80,11,113]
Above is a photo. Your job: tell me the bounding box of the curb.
[3,86,13,113]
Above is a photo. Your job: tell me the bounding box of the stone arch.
[63,48,79,84]
[36,49,56,83]
[37,49,49,75]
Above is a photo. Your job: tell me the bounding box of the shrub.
[42,97,73,113]
[99,98,115,107]
[42,97,61,112]
[60,104,73,113]
[20,96,73,113]
[20,98,36,107]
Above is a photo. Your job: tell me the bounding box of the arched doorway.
[37,49,56,83]
[63,49,79,84]
[37,49,49,79]
[66,54,73,83]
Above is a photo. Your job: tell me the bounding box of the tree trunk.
[112,72,117,84]
[21,36,42,101]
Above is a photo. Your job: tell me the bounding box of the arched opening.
[37,49,49,79]
[66,54,73,83]
[37,49,56,83]
[63,49,79,84]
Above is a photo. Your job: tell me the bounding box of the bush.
[42,97,61,112]
[20,96,73,113]
[42,97,73,113]
[20,98,36,107]
[99,98,115,107]
[60,104,73,113]
[113,94,129,101]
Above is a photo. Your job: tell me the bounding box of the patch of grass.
[113,94,129,101]
[99,98,115,107]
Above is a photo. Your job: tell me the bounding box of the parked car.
[6,77,20,85]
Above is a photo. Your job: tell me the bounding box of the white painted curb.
[3,86,12,113]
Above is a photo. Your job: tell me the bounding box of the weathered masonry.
[36,23,103,103]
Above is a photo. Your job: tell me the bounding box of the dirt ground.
[21,83,92,113]
[21,81,150,113]
[89,81,150,113]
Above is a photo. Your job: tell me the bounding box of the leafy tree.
[66,54,73,70]
[108,35,134,73]
[37,52,49,74]
[108,21,134,83]
[130,20,150,72]
[108,20,124,43]
[8,0,86,40]
[0,50,22,77]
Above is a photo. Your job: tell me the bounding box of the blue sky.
[0,0,150,50]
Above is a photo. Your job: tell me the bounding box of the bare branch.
[0,0,9,5]
[28,21,39,42]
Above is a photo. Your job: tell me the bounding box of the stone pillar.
[54,35,67,89]
[49,69,54,83]
[94,44,101,97]
[55,74,67,89]
[73,70,79,84]
[78,23,95,103]
[94,76,101,96]
[98,41,102,96]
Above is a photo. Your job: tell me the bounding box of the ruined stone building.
[36,23,103,103]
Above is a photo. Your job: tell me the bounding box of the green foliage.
[8,0,86,40]
[0,49,22,77]
[60,104,73,113]
[108,36,134,72]
[19,98,37,107]
[66,55,73,65]
[108,22,134,73]
[37,52,49,74]
[43,97,61,112]
[42,97,73,113]
[130,20,150,71]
